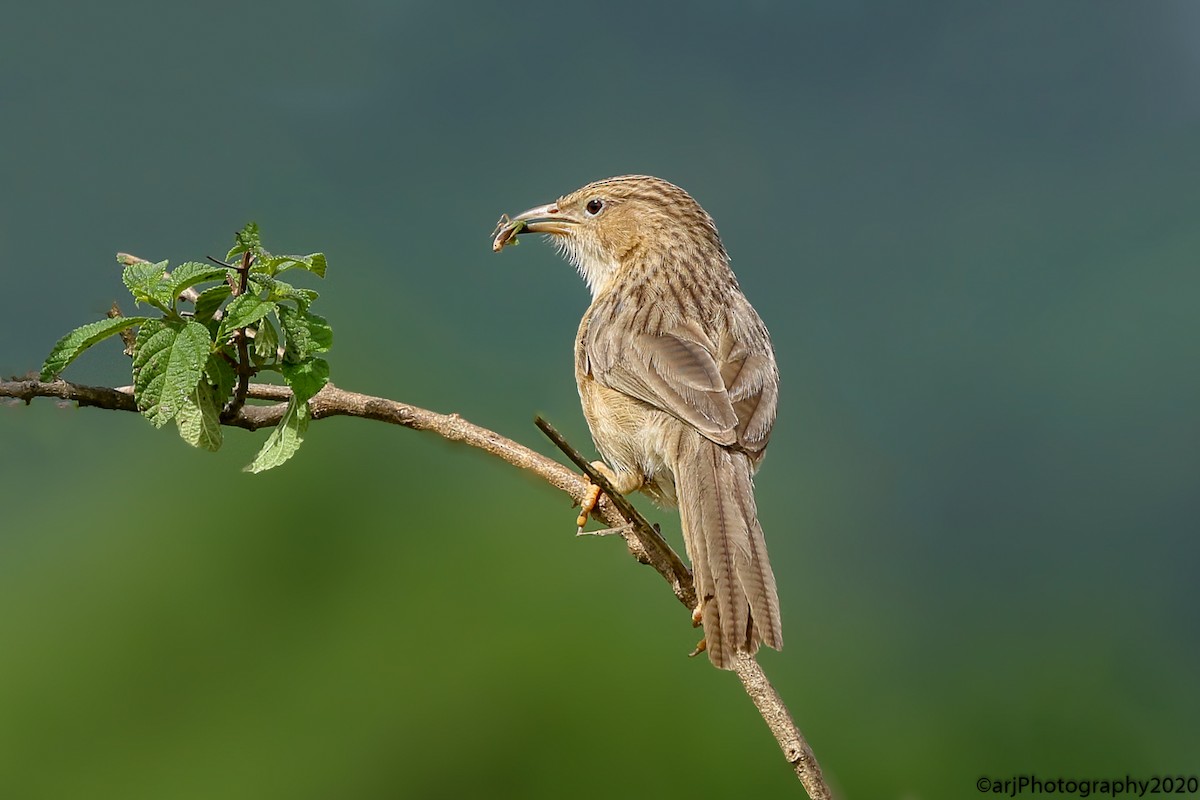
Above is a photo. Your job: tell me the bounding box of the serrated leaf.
[244,397,308,473]
[279,307,333,362]
[248,276,319,310]
[226,222,262,262]
[120,258,164,290]
[277,286,319,309]
[264,252,327,278]
[176,378,223,451]
[281,357,329,404]
[252,317,279,363]
[307,253,327,278]
[218,294,276,338]
[121,259,173,310]
[132,318,169,353]
[133,322,176,421]
[40,315,150,380]
[168,262,231,303]
[132,320,213,427]
[205,352,237,402]
[193,284,232,324]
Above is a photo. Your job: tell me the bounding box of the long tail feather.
[675,431,782,669]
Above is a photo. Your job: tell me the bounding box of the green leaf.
[249,276,319,310]
[226,222,262,262]
[193,284,232,324]
[121,258,165,292]
[175,379,223,451]
[205,352,237,402]
[279,307,333,362]
[244,397,308,473]
[167,262,231,304]
[281,357,329,404]
[277,286,320,309]
[122,259,173,310]
[40,316,150,380]
[132,320,213,427]
[263,252,327,278]
[252,317,279,363]
[133,321,175,420]
[218,294,277,338]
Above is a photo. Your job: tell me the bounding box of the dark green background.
[2,2,1197,798]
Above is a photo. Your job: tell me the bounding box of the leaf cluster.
[40,223,332,472]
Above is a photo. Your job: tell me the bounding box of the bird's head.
[498,175,727,297]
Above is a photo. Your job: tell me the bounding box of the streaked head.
[501,175,727,296]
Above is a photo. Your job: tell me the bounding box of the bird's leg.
[576,522,635,539]
[575,480,604,530]
[689,599,708,657]
[576,460,641,533]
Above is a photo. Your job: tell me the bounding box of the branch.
[221,248,255,421]
[1,376,832,799]
[734,652,830,795]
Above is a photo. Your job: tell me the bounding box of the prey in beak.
[492,203,577,252]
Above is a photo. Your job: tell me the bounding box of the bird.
[493,175,781,669]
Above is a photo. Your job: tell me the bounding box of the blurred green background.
[2,2,1197,798]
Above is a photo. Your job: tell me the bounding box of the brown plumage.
[495,175,781,669]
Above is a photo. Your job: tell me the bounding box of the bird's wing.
[716,324,778,456]
[586,308,778,455]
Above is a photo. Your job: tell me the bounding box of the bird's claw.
[688,600,708,656]
[576,482,603,532]
[576,460,625,532]
[576,523,634,538]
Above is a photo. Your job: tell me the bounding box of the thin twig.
[534,416,692,591]
[1,376,833,799]
[534,416,654,531]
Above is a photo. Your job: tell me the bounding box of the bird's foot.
[688,599,708,656]
[576,522,634,538]
[575,482,602,531]
[575,460,625,533]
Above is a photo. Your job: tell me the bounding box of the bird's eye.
[585,198,604,216]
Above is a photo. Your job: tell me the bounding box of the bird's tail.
[675,431,782,669]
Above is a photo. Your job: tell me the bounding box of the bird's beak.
[507,202,578,237]
[492,201,580,251]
